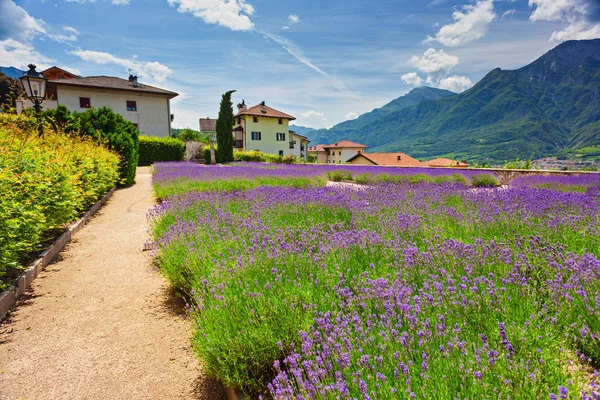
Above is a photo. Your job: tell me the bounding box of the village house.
[17,66,178,137]
[424,158,470,168]
[233,100,310,160]
[347,152,424,167]
[308,140,369,164]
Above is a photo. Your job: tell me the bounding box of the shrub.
[0,114,119,290]
[176,128,208,143]
[43,106,139,186]
[471,174,500,187]
[203,144,218,165]
[353,173,373,184]
[138,136,185,166]
[327,170,353,182]
[235,150,265,163]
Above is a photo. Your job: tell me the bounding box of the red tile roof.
[323,140,368,149]
[425,158,469,168]
[308,144,327,152]
[348,152,424,167]
[235,103,296,121]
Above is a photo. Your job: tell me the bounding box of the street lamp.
[20,64,47,135]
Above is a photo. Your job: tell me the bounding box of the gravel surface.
[0,167,225,400]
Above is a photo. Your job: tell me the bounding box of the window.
[339,151,342,156]
[253,116,258,123]
[79,97,91,108]
[237,118,241,124]
[276,132,286,141]
[126,101,137,111]
[278,118,283,125]
[251,132,261,140]
[132,123,139,130]
[279,151,284,156]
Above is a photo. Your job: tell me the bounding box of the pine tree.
[216,90,236,163]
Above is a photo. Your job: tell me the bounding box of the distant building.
[17,66,178,137]
[425,158,469,168]
[233,100,310,160]
[309,140,368,163]
[347,152,424,167]
[199,117,216,136]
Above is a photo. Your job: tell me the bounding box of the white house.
[17,67,178,137]
[309,140,369,163]
[233,100,310,160]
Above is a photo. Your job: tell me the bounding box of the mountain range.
[305,39,600,162]
[0,67,25,80]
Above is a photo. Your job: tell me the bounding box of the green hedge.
[0,114,120,290]
[138,136,186,166]
[43,106,139,186]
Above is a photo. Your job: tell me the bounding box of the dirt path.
[0,167,225,400]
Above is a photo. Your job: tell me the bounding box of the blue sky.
[2,0,600,129]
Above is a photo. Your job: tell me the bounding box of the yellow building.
[233,100,310,160]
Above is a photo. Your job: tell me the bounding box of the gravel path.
[0,167,225,400]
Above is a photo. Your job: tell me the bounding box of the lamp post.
[19,64,47,136]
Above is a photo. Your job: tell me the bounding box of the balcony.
[234,140,244,149]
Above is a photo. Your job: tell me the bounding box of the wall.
[289,133,309,160]
[56,86,172,137]
[238,115,295,157]
[328,147,365,163]
[17,99,58,114]
[348,155,376,165]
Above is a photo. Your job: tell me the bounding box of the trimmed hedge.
[0,114,120,290]
[42,106,139,186]
[138,136,186,166]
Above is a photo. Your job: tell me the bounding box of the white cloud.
[529,0,600,41]
[345,112,358,120]
[438,75,473,92]
[0,39,53,70]
[426,0,496,47]
[501,9,516,19]
[401,72,424,86]
[288,15,300,24]
[0,0,46,42]
[65,0,131,4]
[299,110,329,129]
[410,48,460,83]
[69,49,173,82]
[167,0,254,31]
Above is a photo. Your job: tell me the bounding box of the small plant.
[327,170,353,182]
[353,173,373,184]
[138,136,185,166]
[471,174,500,187]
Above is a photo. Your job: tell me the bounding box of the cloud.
[426,0,496,47]
[299,110,329,129]
[69,49,173,81]
[0,39,53,70]
[0,0,46,42]
[345,112,358,120]
[402,48,473,93]
[410,48,460,83]
[438,75,473,92]
[65,0,131,4]
[167,0,254,31]
[401,72,424,86]
[283,14,299,29]
[501,9,516,19]
[529,0,600,41]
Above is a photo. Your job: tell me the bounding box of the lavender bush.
[149,163,600,398]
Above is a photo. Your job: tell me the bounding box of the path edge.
[0,186,117,321]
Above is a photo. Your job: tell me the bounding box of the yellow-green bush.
[0,114,120,290]
[138,135,185,166]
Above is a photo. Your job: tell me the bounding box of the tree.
[216,90,235,163]
[0,71,21,112]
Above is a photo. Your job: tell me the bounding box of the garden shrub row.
[138,136,185,166]
[0,114,120,290]
[42,105,139,185]
[326,169,497,187]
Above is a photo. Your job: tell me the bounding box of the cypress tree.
[216,90,236,163]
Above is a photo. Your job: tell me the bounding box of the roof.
[235,103,296,121]
[289,131,309,141]
[42,66,79,80]
[323,140,368,149]
[308,144,327,152]
[348,152,424,167]
[50,76,178,98]
[425,158,470,168]
[200,118,217,132]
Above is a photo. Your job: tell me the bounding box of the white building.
[309,140,369,163]
[17,67,178,137]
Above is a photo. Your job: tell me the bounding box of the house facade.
[17,67,178,137]
[424,158,470,168]
[233,101,309,159]
[308,140,368,163]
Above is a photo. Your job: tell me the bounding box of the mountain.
[307,86,455,145]
[308,39,600,162]
[0,67,25,79]
[290,125,317,136]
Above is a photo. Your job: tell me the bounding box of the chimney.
[237,99,247,113]
[260,101,267,114]
[397,155,402,162]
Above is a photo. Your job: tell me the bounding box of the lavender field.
[149,162,600,399]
